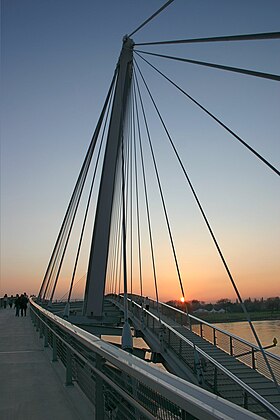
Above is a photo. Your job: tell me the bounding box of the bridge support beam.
[83,37,134,317]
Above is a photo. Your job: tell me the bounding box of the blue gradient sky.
[1,0,280,301]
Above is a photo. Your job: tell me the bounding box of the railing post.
[52,334,58,362]
[65,346,73,386]
[252,348,256,369]
[200,322,203,338]
[44,324,48,347]
[36,316,40,332]
[39,319,43,338]
[213,328,217,346]
[213,367,218,395]
[95,355,104,419]
[230,336,234,356]
[243,391,248,409]
[179,339,182,358]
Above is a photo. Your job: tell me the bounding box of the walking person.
[20,293,28,316]
[3,294,8,309]
[14,294,20,317]
[9,295,14,308]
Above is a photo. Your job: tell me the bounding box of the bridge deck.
[154,309,280,415]
[0,307,94,420]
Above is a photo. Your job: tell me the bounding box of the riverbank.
[194,311,280,324]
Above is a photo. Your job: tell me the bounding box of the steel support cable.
[124,91,133,296]
[42,88,117,301]
[45,152,93,301]
[134,58,280,393]
[121,83,136,315]
[41,184,80,299]
[134,64,186,301]
[43,184,84,300]
[135,31,280,46]
[121,120,129,314]
[67,139,104,302]
[43,191,79,300]
[116,154,125,295]
[107,151,121,295]
[109,174,122,295]
[39,69,118,299]
[49,127,107,302]
[49,158,93,301]
[67,86,115,303]
[135,52,280,177]
[59,273,86,302]
[120,99,131,299]
[112,159,124,296]
[49,73,119,301]
[107,182,120,295]
[136,49,280,82]
[128,0,175,38]
[132,80,144,301]
[40,188,76,299]
[108,173,118,295]
[106,158,119,294]
[113,176,124,295]
[45,71,119,300]
[133,75,161,317]
[116,86,133,303]
[121,88,134,296]
[125,86,136,297]
[129,92,134,296]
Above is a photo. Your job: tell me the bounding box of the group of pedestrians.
[2,293,29,316]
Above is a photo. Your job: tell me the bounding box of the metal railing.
[110,294,280,419]
[29,298,264,420]
[128,295,280,385]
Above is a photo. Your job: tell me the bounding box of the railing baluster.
[52,334,58,362]
[200,322,203,338]
[65,346,73,386]
[39,319,43,338]
[44,324,48,347]
[29,298,280,419]
[95,355,104,419]
[252,348,256,370]
[230,336,234,356]
[244,391,248,409]
[213,328,217,346]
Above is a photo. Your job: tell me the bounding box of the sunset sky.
[1,0,280,303]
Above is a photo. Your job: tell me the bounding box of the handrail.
[126,296,280,417]
[148,297,280,360]
[29,298,264,420]
[109,294,280,418]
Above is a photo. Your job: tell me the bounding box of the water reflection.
[214,320,280,356]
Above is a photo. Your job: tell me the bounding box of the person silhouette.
[20,293,28,316]
[14,294,20,317]
[9,295,14,308]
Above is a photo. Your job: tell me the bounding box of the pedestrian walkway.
[0,307,94,420]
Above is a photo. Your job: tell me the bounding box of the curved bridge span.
[32,296,280,419]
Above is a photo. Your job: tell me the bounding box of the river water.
[213,319,280,356]
[103,320,280,358]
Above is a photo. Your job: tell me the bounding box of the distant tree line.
[166,296,280,314]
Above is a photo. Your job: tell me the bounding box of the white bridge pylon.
[83,37,134,317]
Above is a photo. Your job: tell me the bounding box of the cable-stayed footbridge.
[25,2,280,418]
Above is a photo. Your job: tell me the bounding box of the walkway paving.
[0,307,94,420]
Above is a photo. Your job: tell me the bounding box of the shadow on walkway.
[0,307,94,420]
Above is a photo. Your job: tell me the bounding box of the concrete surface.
[0,307,95,420]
